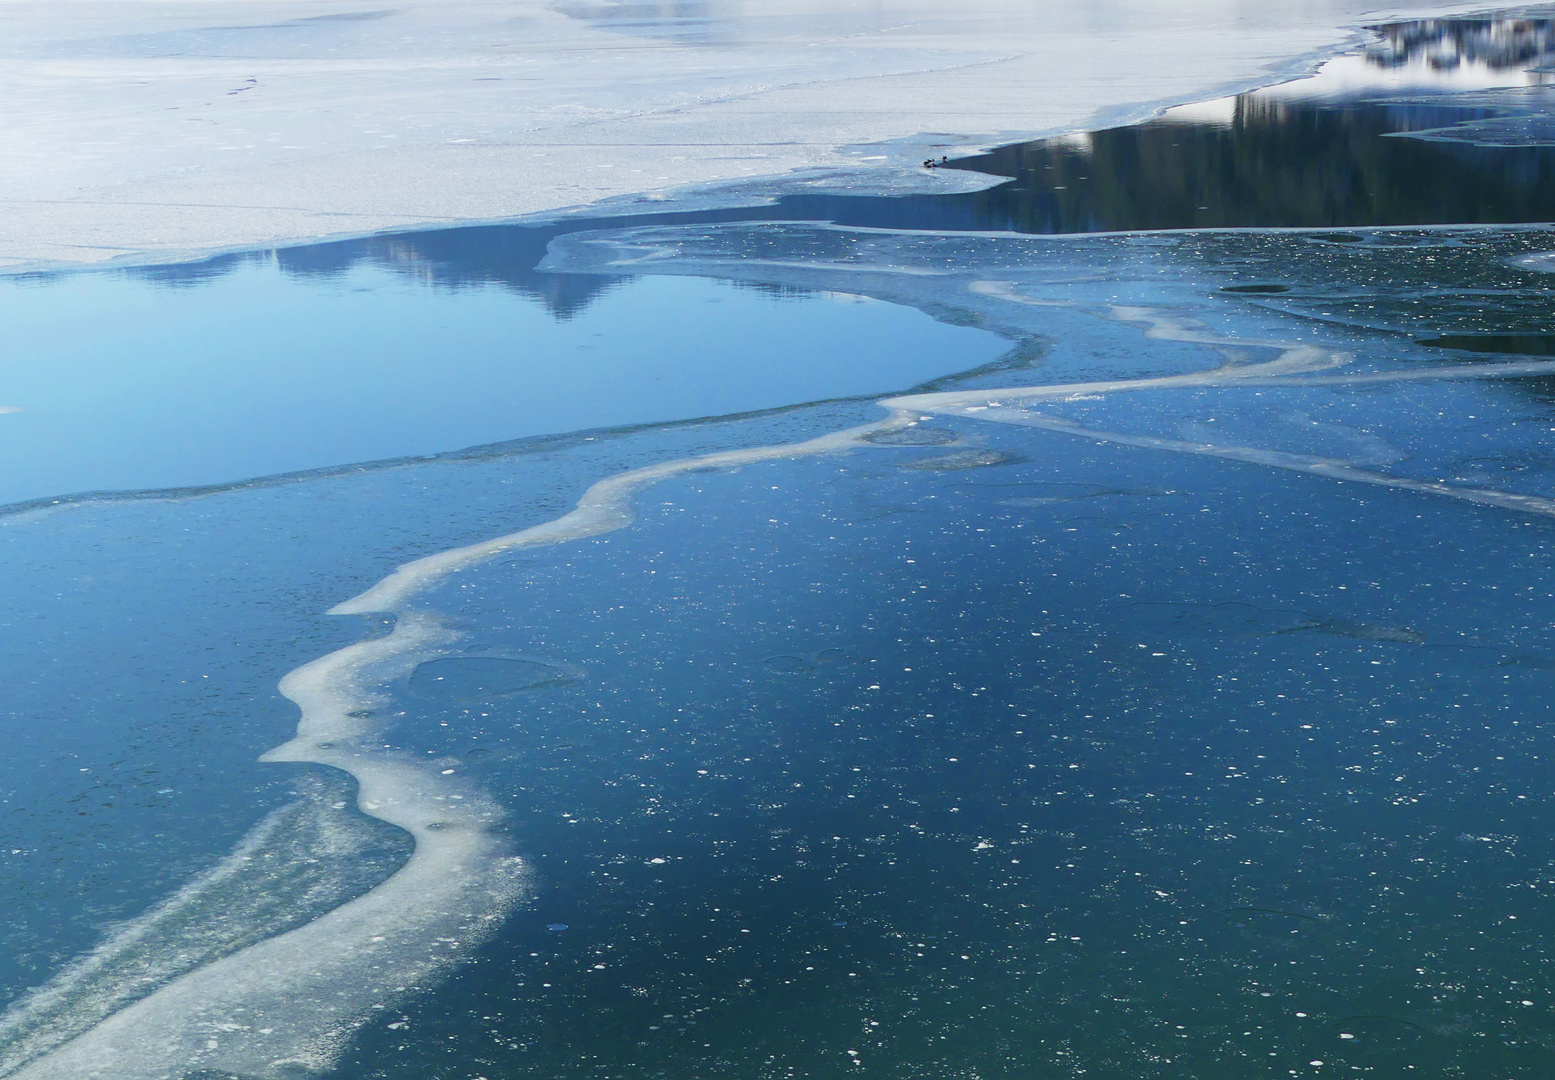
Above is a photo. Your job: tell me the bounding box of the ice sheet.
[0,0,1493,270]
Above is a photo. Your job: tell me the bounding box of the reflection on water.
[913,15,1555,233]
[126,213,759,319]
[939,92,1555,231]
[1366,16,1555,74]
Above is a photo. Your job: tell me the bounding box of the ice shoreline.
[0,0,1496,275]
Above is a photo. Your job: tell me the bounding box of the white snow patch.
[0,0,1491,270]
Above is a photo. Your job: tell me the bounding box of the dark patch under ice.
[407,657,574,702]
[899,449,1016,471]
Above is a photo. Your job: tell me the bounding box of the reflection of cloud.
[0,406,21,414]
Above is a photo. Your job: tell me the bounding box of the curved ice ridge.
[333,417,913,616]
[0,779,406,1075]
[887,290,1555,520]
[2,415,913,1080]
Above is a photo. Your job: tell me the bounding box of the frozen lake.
[6,9,1555,1080]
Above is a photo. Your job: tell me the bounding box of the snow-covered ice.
[0,0,1488,270]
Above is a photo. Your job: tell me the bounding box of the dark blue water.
[337,399,1555,1079]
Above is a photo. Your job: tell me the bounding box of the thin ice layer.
[0,776,409,1075]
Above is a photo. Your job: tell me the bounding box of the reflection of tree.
[128,227,619,319]
[1364,17,1555,72]
[294,227,624,320]
[923,93,1555,233]
[759,89,1555,235]
[126,208,788,317]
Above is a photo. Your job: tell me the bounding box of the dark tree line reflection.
[913,94,1555,233]
[128,209,783,319]
[1365,16,1555,71]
